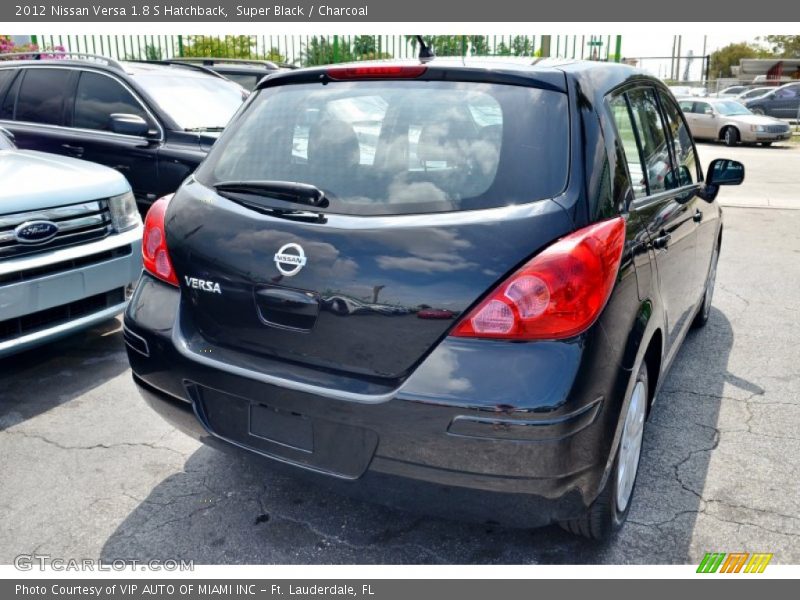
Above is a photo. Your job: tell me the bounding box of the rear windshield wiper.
[213,180,330,209]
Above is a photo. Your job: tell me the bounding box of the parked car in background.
[669,85,707,98]
[0,126,142,357]
[124,58,743,540]
[715,85,749,98]
[679,97,792,146]
[736,86,774,101]
[164,58,295,91]
[745,82,800,119]
[0,52,247,214]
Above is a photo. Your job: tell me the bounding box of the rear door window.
[624,87,670,195]
[608,94,647,199]
[694,101,713,114]
[73,71,150,132]
[0,69,19,119]
[658,91,699,187]
[15,68,72,126]
[0,68,16,98]
[197,80,569,216]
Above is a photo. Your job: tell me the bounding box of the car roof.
[0,57,225,79]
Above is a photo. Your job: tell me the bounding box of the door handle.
[652,233,671,250]
[693,209,703,223]
[61,143,84,157]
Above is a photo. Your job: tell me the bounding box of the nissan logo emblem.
[273,243,307,276]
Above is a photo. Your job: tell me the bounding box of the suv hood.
[0,150,130,214]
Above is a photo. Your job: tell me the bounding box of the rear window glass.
[195,80,569,216]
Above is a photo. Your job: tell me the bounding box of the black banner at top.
[3,0,799,22]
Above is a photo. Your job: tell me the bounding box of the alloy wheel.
[616,380,647,512]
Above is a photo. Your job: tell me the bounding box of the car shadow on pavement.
[0,318,129,431]
[99,307,745,564]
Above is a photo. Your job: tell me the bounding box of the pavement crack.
[1,429,187,458]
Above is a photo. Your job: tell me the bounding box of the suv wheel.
[559,362,648,540]
[724,127,740,146]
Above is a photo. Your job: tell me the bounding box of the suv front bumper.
[0,226,142,357]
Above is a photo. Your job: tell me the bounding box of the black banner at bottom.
[2,579,796,600]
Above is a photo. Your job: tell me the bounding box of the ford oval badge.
[14,220,59,244]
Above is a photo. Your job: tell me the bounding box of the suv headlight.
[108,190,142,232]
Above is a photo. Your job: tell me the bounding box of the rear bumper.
[125,274,631,527]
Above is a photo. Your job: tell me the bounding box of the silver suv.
[0,128,142,357]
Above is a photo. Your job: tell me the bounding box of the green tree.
[709,42,771,78]
[407,36,490,57]
[263,47,287,63]
[182,35,255,58]
[301,36,349,66]
[300,36,391,66]
[126,43,162,61]
[495,36,535,56]
[760,35,800,58]
[181,35,287,63]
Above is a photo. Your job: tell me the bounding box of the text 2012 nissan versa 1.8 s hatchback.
[124,58,744,539]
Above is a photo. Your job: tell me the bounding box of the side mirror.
[707,158,745,186]
[109,113,150,137]
[700,159,745,202]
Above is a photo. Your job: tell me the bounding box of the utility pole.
[675,35,682,81]
[702,35,708,83]
[540,35,551,58]
[670,35,677,80]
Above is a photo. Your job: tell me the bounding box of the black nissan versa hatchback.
[123,58,744,539]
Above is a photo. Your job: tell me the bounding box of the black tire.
[693,240,720,329]
[724,127,740,147]
[559,362,649,540]
[760,142,773,147]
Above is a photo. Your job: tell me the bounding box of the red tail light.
[327,65,427,80]
[142,194,178,287]
[451,217,626,341]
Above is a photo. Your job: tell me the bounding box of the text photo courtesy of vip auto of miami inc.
[1,2,800,586]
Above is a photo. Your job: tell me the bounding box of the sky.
[620,34,767,80]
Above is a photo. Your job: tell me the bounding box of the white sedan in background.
[678,98,792,146]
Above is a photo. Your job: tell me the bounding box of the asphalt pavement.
[1,141,799,564]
